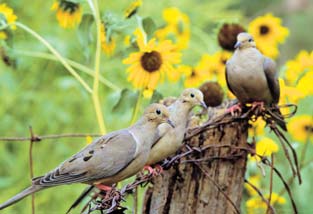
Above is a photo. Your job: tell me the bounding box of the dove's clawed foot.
[251,101,265,111]
[153,164,163,175]
[95,184,112,192]
[226,103,242,116]
[143,165,163,176]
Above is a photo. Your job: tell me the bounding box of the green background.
[1,0,313,213]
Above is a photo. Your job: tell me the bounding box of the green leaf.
[150,90,163,104]
[77,14,94,60]
[103,11,131,35]
[113,89,139,112]
[142,17,157,40]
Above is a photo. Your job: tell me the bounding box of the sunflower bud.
[199,81,224,107]
[217,23,245,51]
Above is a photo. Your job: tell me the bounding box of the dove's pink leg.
[153,164,163,175]
[143,165,154,174]
[95,184,112,192]
[251,101,265,110]
[143,165,163,176]
[226,103,242,115]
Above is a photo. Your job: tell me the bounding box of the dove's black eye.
[248,38,253,42]
[190,93,195,98]
[156,109,161,115]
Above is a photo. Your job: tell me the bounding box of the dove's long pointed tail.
[0,185,44,210]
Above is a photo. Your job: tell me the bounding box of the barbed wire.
[0,103,300,214]
[63,104,299,214]
[0,133,103,142]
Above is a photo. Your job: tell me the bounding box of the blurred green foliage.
[1,0,313,213]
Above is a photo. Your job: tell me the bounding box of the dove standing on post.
[225,32,287,130]
[146,88,207,166]
[0,103,174,210]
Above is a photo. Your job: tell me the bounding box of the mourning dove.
[225,32,287,130]
[0,103,174,210]
[146,88,207,166]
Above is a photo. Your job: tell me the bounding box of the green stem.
[15,22,93,94]
[130,90,143,125]
[87,0,107,134]
[135,15,147,43]
[15,50,121,91]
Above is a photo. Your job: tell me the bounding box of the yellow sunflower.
[155,7,190,50]
[248,117,266,137]
[246,193,285,214]
[257,41,279,59]
[249,13,289,59]
[288,115,313,143]
[255,137,279,158]
[279,78,304,106]
[124,0,142,19]
[182,65,206,88]
[249,13,289,44]
[100,23,116,56]
[51,0,82,29]
[285,50,313,84]
[0,3,17,39]
[297,70,313,97]
[123,28,181,91]
[196,51,231,87]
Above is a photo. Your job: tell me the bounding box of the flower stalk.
[88,0,107,134]
[15,22,93,94]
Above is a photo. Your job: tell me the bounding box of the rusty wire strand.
[76,104,300,213]
[261,157,298,214]
[0,133,103,142]
[244,179,276,214]
[0,103,299,213]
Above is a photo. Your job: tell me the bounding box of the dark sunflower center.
[190,70,196,77]
[259,25,270,35]
[60,0,79,14]
[304,125,313,133]
[140,51,162,72]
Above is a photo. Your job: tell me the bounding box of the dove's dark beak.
[200,101,208,109]
[167,119,175,128]
[234,41,241,49]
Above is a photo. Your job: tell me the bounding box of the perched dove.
[146,88,207,166]
[0,103,174,210]
[225,32,287,130]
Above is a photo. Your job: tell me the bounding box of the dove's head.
[234,32,256,49]
[180,88,207,109]
[144,103,175,128]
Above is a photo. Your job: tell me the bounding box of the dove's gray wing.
[33,129,138,186]
[225,61,236,96]
[263,57,280,104]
